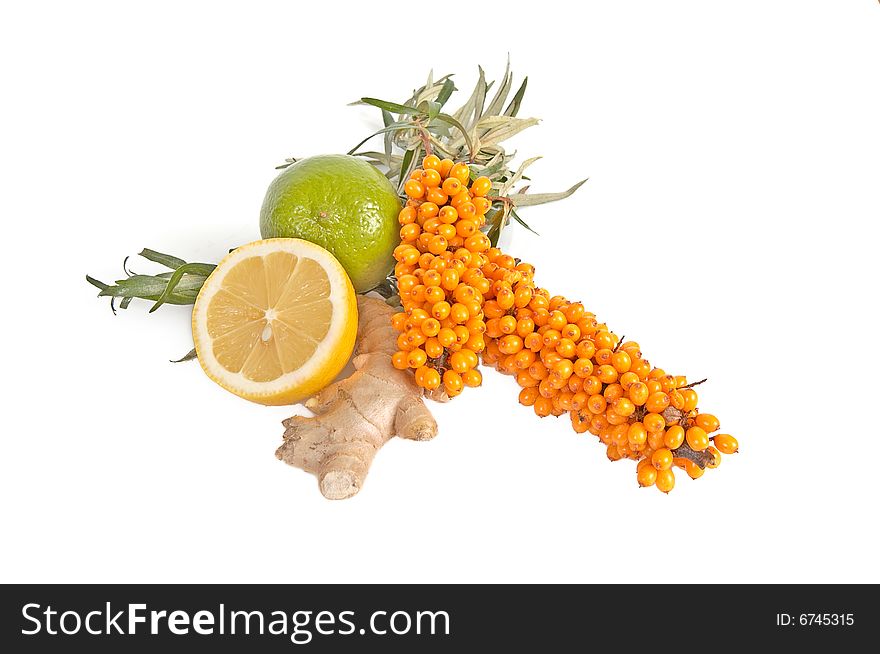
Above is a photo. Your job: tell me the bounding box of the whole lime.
[259,154,401,293]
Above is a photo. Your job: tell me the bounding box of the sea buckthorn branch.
[390,153,739,493]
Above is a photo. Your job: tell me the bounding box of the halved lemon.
[192,238,357,405]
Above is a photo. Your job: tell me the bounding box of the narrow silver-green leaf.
[436,78,455,107]
[435,112,475,159]
[500,156,542,195]
[480,117,540,146]
[508,178,588,207]
[398,148,416,192]
[509,208,539,236]
[149,262,215,312]
[358,97,424,116]
[504,77,528,117]
[483,59,513,117]
[347,122,416,156]
[139,249,187,270]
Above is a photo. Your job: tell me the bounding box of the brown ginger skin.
[275,295,438,499]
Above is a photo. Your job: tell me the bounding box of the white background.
[2,0,878,584]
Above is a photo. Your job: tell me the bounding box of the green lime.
[259,154,401,293]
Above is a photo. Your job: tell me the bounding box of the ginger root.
[275,295,438,499]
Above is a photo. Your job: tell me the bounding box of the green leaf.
[509,208,539,236]
[347,122,416,156]
[119,297,132,310]
[479,117,540,147]
[486,205,508,247]
[149,263,214,313]
[483,60,513,117]
[382,109,394,166]
[86,275,110,292]
[508,178,588,207]
[504,77,528,117]
[499,156,542,196]
[418,100,442,120]
[398,148,416,191]
[435,112,475,159]
[451,67,486,130]
[99,274,206,299]
[138,249,187,270]
[436,78,455,107]
[358,97,424,116]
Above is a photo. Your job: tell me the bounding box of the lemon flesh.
[192,238,357,405]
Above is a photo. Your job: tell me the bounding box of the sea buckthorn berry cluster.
[476,253,736,493]
[391,155,494,396]
[392,156,737,491]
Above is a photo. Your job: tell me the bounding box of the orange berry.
[470,176,492,197]
[399,223,421,242]
[573,358,594,378]
[464,233,490,252]
[664,425,685,449]
[462,369,482,388]
[594,331,614,350]
[418,202,439,221]
[597,365,618,384]
[422,154,442,171]
[684,460,704,480]
[441,177,462,196]
[637,464,658,487]
[449,303,468,324]
[645,392,670,413]
[420,168,441,188]
[404,179,425,199]
[498,334,524,355]
[437,327,456,348]
[519,386,539,406]
[611,351,632,373]
[575,340,596,359]
[424,337,443,359]
[428,235,448,255]
[441,268,459,291]
[583,376,603,395]
[498,315,517,334]
[391,351,409,370]
[438,158,454,177]
[655,468,675,493]
[587,394,607,415]
[652,448,674,471]
[421,367,441,390]
[473,196,491,215]
[643,413,666,433]
[424,286,445,303]
[420,317,441,337]
[706,446,722,468]
[450,162,470,184]
[686,426,709,451]
[443,369,463,394]
[681,389,699,412]
[457,202,477,220]
[534,396,553,417]
[407,348,427,368]
[695,413,720,433]
[613,398,636,417]
[398,206,417,225]
[426,186,448,205]
[713,434,738,454]
[628,382,649,406]
[627,422,647,445]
